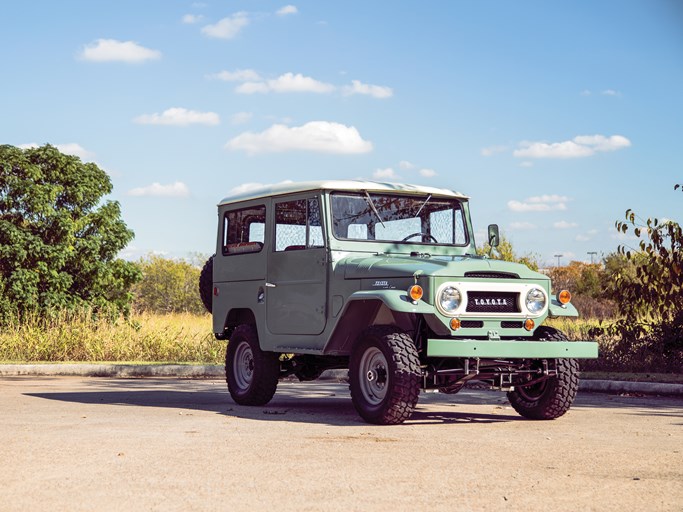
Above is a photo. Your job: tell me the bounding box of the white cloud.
[508,194,570,212]
[79,39,161,63]
[418,168,437,178]
[235,73,335,94]
[480,145,508,157]
[528,194,570,203]
[581,89,592,96]
[575,234,591,242]
[277,5,298,16]
[554,221,578,229]
[399,160,414,170]
[342,80,393,99]
[226,121,373,155]
[133,107,220,126]
[231,111,253,125]
[374,168,397,179]
[509,222,537,230]
[127,181,190,197]
[207,69,261,82]
[513,134,631,159]
[201,12,249,39]
[602,89,621,96]
[235,82,270,94]
[182,14,204,24]
[269,72,335,93]
[573,134,631,152]
[228,180,294,196]
[19,142,95,161]
[518,161,534,168]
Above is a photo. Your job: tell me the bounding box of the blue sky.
[2,0,681,266]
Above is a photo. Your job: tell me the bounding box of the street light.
[587,251,597,264]
[554,254,563,267]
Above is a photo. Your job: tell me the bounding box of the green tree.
[132,254,205,314]
[605,184,682,364]
[0,144,140,320]
[477,232,540,271]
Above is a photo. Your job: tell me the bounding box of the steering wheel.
[401,232,438,243]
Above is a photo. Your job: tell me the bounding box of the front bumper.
[427,339,599,359]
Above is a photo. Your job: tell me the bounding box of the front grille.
[461,320,484,328]
[501,321,523,329]
[466,292,520,313]
[464,271,519,279]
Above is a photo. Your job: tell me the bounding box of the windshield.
[331,192,469,246]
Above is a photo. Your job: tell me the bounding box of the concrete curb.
[0,364,225,379]
[578,379,683,396]
[1,365,681,396]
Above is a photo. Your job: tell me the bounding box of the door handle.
[265,282,277,288]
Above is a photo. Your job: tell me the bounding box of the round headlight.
[525,288,546,314]
[439,286,461,314]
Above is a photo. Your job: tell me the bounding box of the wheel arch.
[323,295,422,355]
[217,308,258,339]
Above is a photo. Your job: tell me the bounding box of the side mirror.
[488,224,500,248]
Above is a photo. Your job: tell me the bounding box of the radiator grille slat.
[464,271,519,279]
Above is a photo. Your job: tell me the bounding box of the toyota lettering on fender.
[199,180,599,425]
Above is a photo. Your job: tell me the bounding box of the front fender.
[346,289,434,314]
[548,299,579,318]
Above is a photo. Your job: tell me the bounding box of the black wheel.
[349,325,421,425]
[401,232,438,243]
[199,254,214,313]
[507,326,579,420]
[225,324,279,406]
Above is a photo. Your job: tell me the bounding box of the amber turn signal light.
[524,318,535,331]
[450,318,461,331]
[409,285,423,302]
[557,290,571,305]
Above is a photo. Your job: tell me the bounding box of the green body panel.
[345,289,435,314]
[548,300,579,318]
[340,254,544,281]
[427,339,599,359]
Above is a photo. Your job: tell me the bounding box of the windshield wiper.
[415,194,431,218]
[363,191,386,228]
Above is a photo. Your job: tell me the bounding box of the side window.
[222,205,266,256]
[275,197,324,251]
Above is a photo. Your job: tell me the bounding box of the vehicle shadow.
[24,379,522,427]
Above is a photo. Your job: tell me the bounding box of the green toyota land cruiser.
[199,180,598,424]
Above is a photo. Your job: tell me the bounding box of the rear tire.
[225,324,279,406]
[507,327,579,420]
[199,255,214,313]
[349,326,421,425]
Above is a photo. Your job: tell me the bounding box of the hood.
[340,253,546,281]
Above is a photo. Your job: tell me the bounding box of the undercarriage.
[422,356,558,393]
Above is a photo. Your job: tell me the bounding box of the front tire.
[349,326,421,425]
[225,324,279,406]
[507,326,579,420]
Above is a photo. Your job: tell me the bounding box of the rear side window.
[274,197,324,251]
[222,205,266,256]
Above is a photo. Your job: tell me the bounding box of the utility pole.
[554,254,563,267]
[587,251,597,264]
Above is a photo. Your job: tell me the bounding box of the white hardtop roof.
[218,180,468,206]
